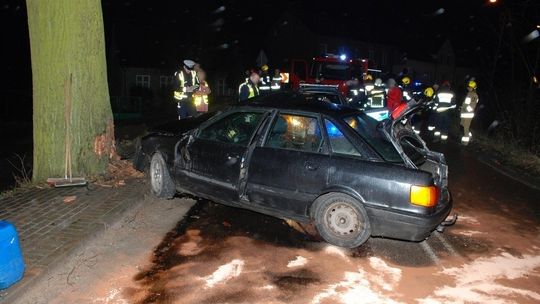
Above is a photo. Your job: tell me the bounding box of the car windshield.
[342,114,403,163]
[310,62,363,81]
[303,92,343,105]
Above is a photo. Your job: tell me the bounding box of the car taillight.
[410,185,438,207]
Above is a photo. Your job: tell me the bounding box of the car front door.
[183,111,266,202]
[245,112,330,216]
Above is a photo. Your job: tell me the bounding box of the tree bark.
[26,0,114,181]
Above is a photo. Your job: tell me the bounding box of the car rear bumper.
[366,190,453,241]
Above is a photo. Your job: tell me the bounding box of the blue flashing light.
[339,54,347,61]
[326,121,343,138]
[414,81,422,87]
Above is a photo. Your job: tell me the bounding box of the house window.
[136,75,151,88]
[160,75,172,88]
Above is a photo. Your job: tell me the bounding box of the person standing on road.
[193,70,211,114]
[411,86,436,135]
[238,71,260,102]
[460,80,479,145]
[386,78,403,113]
[433,81,456,142]
[427,83,440,138]
[271,68,283,91]
[258,64,271,95]
[400,76,413,102]
[173,59,199,120]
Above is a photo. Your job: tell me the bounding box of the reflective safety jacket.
[173,70,199,101]
[193,81,211,112]
[259,73,271,91]
[367,87,386,108]
[238,80,259,101]
[271,75,282,90]
[435,88,456,113]
[399,85,413,102]
[460,90,478,119]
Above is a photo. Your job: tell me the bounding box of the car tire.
[311,193,371,248]
[149,152,176,199]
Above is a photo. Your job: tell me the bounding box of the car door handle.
[305,161,318,171]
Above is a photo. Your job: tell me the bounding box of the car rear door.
[245,112,330,216]
[184,110,267,202]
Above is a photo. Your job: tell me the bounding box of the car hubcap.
[325,202,361,238]
[151,157,163,193]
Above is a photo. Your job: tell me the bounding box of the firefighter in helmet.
[364,74,374,91]
[427,83,439,136]
[271,68,282,91]
[433,81,456,142]
[460,79,479,145]
[173,59,199,120]
[239,70,260,102]
[411,86,436,135]
[367,78,386,109]
[400,76,413,102]
[258,64,271,94]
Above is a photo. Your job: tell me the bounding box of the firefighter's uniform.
[400,76,413,102]
[238,80,259,102]
[412,87,435,135]
[460,80,479,145]
[173,60,199,120]
[432,85,456,141]
[258,65,271,94]
[271,73,282,91]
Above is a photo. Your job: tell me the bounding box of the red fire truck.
[281,54,369,96]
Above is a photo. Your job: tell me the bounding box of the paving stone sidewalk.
[0,178,147,302]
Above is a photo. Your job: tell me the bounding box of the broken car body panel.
[134,93,453,243]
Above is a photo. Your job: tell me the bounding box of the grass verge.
[473,134,540,178]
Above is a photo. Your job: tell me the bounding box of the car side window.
[198,112,263,146]
[266,114,323,153]
[324,119,361,156]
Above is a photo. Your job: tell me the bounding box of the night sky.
[0,0,538,95]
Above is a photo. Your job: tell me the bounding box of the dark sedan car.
[134,92,453,248]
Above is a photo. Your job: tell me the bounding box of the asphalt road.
[14,143,540,304]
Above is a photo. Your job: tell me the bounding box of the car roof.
[298,84,340,94]
[239,92,359,117]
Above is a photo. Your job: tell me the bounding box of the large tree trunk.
[26,0,114,181]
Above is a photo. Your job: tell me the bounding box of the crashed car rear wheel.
[311,193,371,248]
[149,152,176,199]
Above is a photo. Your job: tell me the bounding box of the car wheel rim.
[151,157,163,193]
[324,202,362,238]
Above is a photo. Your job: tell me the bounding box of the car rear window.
[342,114,402,163]
[303,92,343,105]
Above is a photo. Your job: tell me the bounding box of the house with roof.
[392,39,474,86]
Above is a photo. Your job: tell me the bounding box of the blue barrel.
[0,221,25,289]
